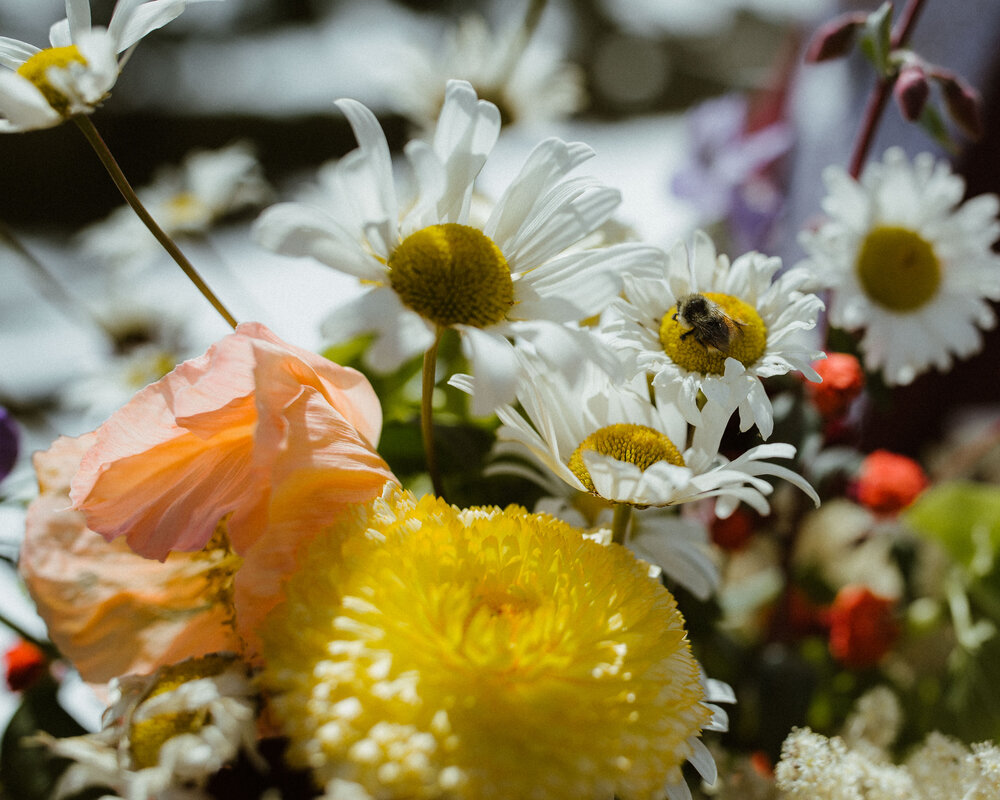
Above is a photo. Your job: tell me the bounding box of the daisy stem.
[421,328,446,498]
[72,115,239,330]
[496,0,549,88]
[846,0,929,179]
[610,503,633,546]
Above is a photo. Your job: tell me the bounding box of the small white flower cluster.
[775,688,1000,800]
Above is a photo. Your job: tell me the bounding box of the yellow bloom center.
[569,423,685,495]
[261,486,711,800]
[128,654,238,770]
[388,223,514,328]
[16,45,87,115]
[166,191,210,229]
[659,292,767,375]
[856,225,941,311]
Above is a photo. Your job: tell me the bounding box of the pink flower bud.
[894,64,930,121]
[940,73,984,140]
[805,13,867,63]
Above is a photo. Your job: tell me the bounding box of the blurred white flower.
[0,0,218,132]
[606,230,824,440]
[255,79,659,414]
[386,14,585,133]
[799,147,1000,385]
[80,141,271,269]
[455,352,818,517]
[42,654,259,800]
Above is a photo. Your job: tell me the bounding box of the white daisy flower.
[453,353,819,517]
[254,79,660,414]
[606,230,825,440]
[799,147,1000,385]
[0,0,218,132]
[41,653,260,800]
[387,14,586,133]
[80,141,271,268]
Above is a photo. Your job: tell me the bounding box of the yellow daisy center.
[856,225,941,311]
[260,487,711,800]
[568,423,685,496]
[16,45,87,115]
[388,223,514,328]
[659,292,767,375]
[128,654,239,770]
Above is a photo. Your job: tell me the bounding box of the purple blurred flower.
[671,94,793,251]
[0,408,18,483]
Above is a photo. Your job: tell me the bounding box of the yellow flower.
[261,485,716,800]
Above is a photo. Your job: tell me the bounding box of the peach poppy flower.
[69,322,394,560]
[20,434,244,683]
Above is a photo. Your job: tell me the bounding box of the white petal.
[0,70,61,130]
[252,202,384,281]
[458,326,520,415]
[515,244,661,322]
[65,0,92,42]
[0,37,39,69]
[485,137,594,249]
[110,0,217,53]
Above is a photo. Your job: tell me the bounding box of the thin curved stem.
[73,115,239,329]
[421,327,446,498]
[610,503,633,546]
[846,0,930,178]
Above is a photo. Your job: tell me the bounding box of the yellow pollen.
[128,654,237,770]
[388,223,514,328]
[856,225,941,311]
[659,292,767,375]
[569,423,685,494]
[16,45,87,115]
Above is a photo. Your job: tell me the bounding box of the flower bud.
[807,352,864,418]
[828,585,898,669]
[855,449,928,514]
[805,13,867,63]
[894,64,930,122]
[940,73,984,140]
[4,640,47,692]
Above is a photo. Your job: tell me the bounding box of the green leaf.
[905,481,1000,570]
[858,1,894,75]
[917,102,959,153]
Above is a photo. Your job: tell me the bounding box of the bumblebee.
[673,293,746,355]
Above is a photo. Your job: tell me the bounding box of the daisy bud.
[939,72,984,140]
[807,352,864,419]
[894,64,930,122]
[4,640,47,692]
[828,585,898,669]
[855,449,928,515]
[805,13,867,63]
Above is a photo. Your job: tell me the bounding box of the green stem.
[421,328,445,498]
[610,503,633,546]
[72,115,239,330]
[496,0,550,88]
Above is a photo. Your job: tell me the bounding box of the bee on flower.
[605,230,825,440]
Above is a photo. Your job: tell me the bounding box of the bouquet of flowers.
[1,0,999,798]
